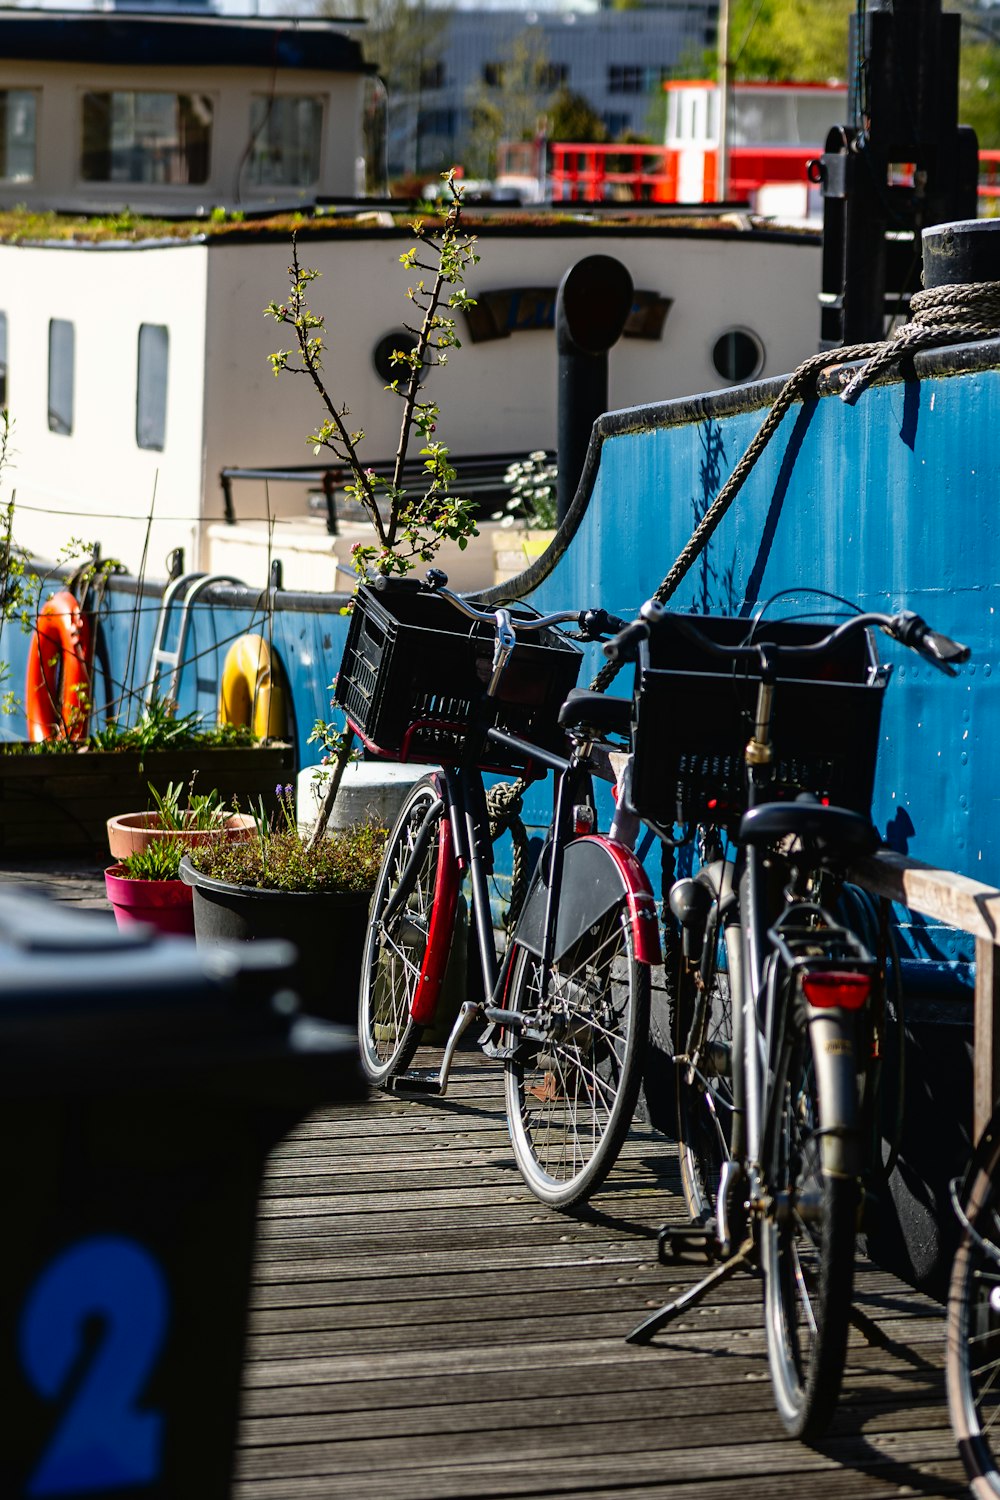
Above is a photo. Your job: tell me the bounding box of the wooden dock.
[4,860,969,1498]
[240,1054,964,1500]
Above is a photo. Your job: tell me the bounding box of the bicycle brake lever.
[886,611,970,677]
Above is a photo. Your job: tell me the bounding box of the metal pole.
[716,0,730,202]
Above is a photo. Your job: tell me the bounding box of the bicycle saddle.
[739,801,879,854]
[558,688,633,738]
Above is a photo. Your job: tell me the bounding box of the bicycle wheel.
[947,1121,1000,1496]
[671,877,742,1225]
[760,1011,859,1439]
[358,775,455,1086]
[503,861,650,1209]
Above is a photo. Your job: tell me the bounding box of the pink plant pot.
[104,863,196,936]
[106,811,256,863]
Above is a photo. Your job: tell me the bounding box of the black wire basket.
[335,582,582,769]
[629,612,888,828]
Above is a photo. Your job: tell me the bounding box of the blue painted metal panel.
[513,350,1000,972]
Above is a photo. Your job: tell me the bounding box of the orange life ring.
[25,589,93,742]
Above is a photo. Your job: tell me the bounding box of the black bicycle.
[608,597,968,1438]
[335,570,660,1208]
[947,1106,1000,1494]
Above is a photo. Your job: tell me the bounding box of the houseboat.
[0,9,827,593]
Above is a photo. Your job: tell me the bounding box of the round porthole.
[711,327,765,384]
[372,330,422,385]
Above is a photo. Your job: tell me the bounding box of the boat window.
[247,97,323,188]
[0,312,7,407]
[80,93,212,186]
[48,320,74,437]
[136,324,169,453]
[0,90,37,183]
[711,327,765,384]
[372,331,423,386]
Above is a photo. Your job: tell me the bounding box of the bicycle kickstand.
[625,1236,755,1346]
[386,1000,491,1097]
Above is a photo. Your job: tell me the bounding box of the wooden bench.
[852,848,1000,1138]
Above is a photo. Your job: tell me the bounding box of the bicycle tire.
[672,875,742,1225]
[947,1120,1000,1496]
[358,776,453,1086]
[503,856,650,1209]
[760,1011,859,1439]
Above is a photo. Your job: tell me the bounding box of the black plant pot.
[179,856,372,1026]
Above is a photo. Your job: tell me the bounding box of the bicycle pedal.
[657,1223,720,1264]
[387,1070,443,1096]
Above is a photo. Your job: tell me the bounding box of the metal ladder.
[143,571,243,708]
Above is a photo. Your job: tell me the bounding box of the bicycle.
[334,569,660,1208]
[946,1107,1000,1494]
[609,598,969,1439]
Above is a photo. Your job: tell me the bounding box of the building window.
[419,60,445,91]
[608,65,645,95]
[602,112,631,139]
[0,90,36,182]
[48,320,74,436]
[136,324,169,452]
[81,92,212,185]
[417,108,456,138]
[537,63,569,90]
[482,63,505,87]
[711,327,765,384]
[0,312,7,408]
[247,97,323,188]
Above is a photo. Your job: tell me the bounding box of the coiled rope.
[589,277,1000,695]
[486,778,529,927]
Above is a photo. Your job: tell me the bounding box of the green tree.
[951,7,1000,149]
[547,88,607,144]
[464,30,553,177]
[720,0,851,82]
[322,0,452,173]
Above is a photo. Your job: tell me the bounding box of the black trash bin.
[0,888,366,1499]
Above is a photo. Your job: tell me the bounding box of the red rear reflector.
[802,971,870,1010]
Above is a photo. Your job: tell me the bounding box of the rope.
[839,281,1000,403]
[486,778,529,928]
[482,277,1000,926]
[589,277,1000,695]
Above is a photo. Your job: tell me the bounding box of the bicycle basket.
[334,582,582,769]
[630,612,887,827]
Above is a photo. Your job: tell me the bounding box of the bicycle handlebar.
[384,568,629,641]
[603,598,971,677]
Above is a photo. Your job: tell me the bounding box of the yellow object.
[218,634,288,739]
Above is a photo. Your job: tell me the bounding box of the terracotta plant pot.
[105,863,195,936]
[107,811,257,863]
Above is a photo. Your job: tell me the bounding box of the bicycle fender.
[409,774,461,1027]
[807,1010,861,1179]
[513,835,660,965]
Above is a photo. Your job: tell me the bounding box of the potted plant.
[0,696,293,859]
[491,450,559,586]
[106,777,256,861]
[105,840,197,935]
[179,788,386,1025]
[0,428,294,858]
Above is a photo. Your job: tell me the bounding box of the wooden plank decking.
[4,860,970,1499]
[239,1053,964,1500]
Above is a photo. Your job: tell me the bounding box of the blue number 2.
[20,1235,169,1496]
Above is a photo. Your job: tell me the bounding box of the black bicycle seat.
[558,688,633,737]
[739,801,878,854]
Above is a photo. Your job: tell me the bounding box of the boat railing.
[218,451,550,534]
[849,849,1000,1138]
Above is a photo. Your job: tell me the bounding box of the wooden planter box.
[0,742,296,858]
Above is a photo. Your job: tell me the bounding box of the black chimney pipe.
[555,255,633,524]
